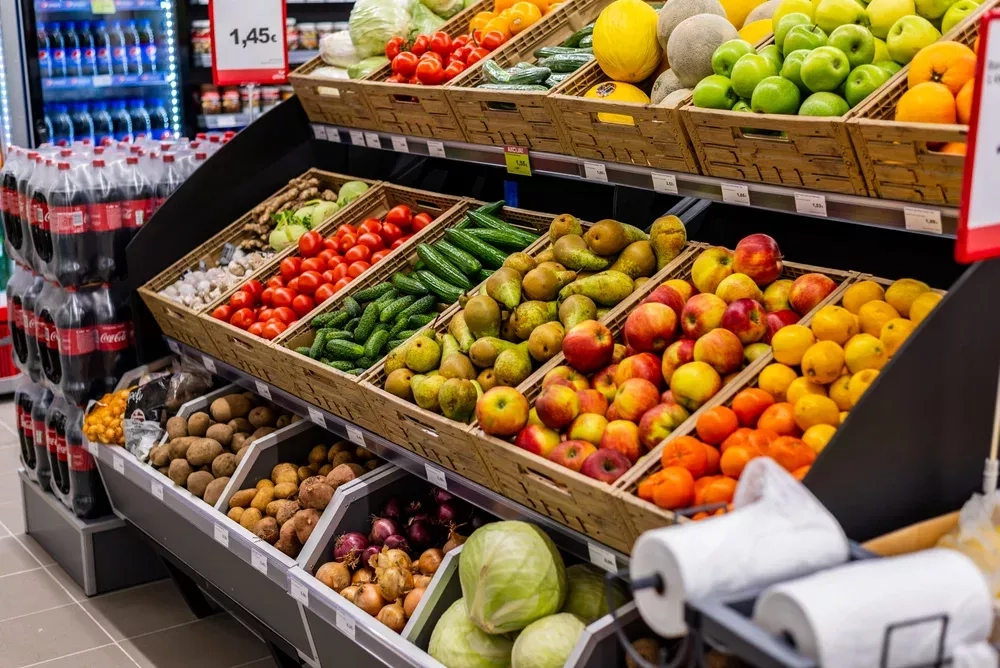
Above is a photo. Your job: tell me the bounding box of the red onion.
[369,517,400,546]
[381,498,402,520]
[383,534,409,552]
[362,544,380,568]
[404,500,423,518]
[407,518,434,549]
[434,501,460,526]
[430,488,453,505]
[334,532,369,563]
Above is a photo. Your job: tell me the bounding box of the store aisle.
[0,400,276,668]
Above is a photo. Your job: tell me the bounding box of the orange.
[895,82,956,125]
[637,469,672,501]
[651,466,695,510]
[792,465,811,481]
[747,428,779,457]
[660,435,710,477]
[696,405,739,445]
[720,444,759,478]
[720,427,754,453]
[908,41,976,95]
[940,142,966,155]
[694,475,719,498]
[757,402,800,436]
[692,511,710,520]
[703,444,721,475]
[956,78,974,124]
[731,388,776,427]
[769,436,817,472]
[695,476,737,505]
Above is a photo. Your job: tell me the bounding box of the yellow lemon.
[847,368,879,406]
[801,341,846,385]
[828,374,853,411]
[880,318,916,356]
[739,18,772,43]
[841,280,885,315]
[857,300,900,337]
[844,333,888,373]
[771,324,816,366]
[794,394,840,430]
[809,305,859,344]
[909,291,942,325]
[802,424,837,453]
[759,363,799,402]
[885,278,930,317]
[786,376,827,405]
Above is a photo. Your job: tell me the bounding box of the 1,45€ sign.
[209,0,289,86]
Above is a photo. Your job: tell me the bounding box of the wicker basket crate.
[288,57,381,131]
[198,185,467,391]
[137,169,380,357]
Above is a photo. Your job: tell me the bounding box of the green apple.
[759,44,785,70]
[873,36,890,61]
[874,59,902,75]
[784,24,829,51]
[800,45,852,91]
[815,0,870,34]
[692,75,740,109]
[780,49,812,91]
[751,75,803,113]
[941,0,979,33]
[732,99,752,111]
[844,62,890,105]
[828,24,876,68]
[773,0,820,25]
[730,53,780,99]
[712,40,756,77]
[865,0,915,38]
[914,0,952,20]
[776,12,814,51]
[886,15,941,63]
[798,91,851,115]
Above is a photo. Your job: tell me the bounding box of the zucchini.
[294,346,311,356]
[380,295,417,323]
[325,360,355,372]
[466,227,535,250]
[578,34,593,48]
[562,24,594,47]
[325,339,365,361]
[352,282,394,302]
[309,330,328,359]
[444,229,508,269]
[407,313,436,328]
[433,240,482,275]
[466,211,540,247]
[476,201,505,215]
[391,272,430,296]
[342,296,362,318]
[537,53,594,73]
[398,294,437,321]
[507,66,551,85]
[416,244,473,289]
[355,302,381,341]
[415,270,464,304]
[477,83,549,91]
[365,330,390,359]
[482,60,511,84]
[533,45,591,58]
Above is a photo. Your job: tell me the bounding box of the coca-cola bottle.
[55,285,97,404]
[21,273,45,383]
[29,156,57,279]
[19,152,42,272]
[46,393,70,502]
[49,159,89,286]
[118,155,154,267]
[32,387,53,493]
[2,148,26,264]
[7,263,30,372]
[37,281,65,388]
[86,157,122,282]
[67,402,109,518]
[92,283,134,393]
[14,380,38,474]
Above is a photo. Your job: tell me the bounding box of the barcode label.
[721,183,750,206]
[307,406,326,428]
[349,130,365,146]
[795,193,828,217]
[583,161,608,182]
[251,550,267,575]
[254,381,271,400]
[651,172,678,194]
[588,542,617,573]
[214,524,229,548]
[427,140,446,158]
[391,136,408,153]
[425,464,447,489]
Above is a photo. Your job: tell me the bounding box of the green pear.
[441,333,460,360]
[559,271,635,307]
[469,337,517,368]
[558,294,598,329]
[485,267,522,310]
[412,374,447,412]
[512,301,558,340]
[553,235,611,272]
[462,296,501,340]
[438,378,478,422]
[649,215,688,269]
[493,342,533,387]
[404,336,441,373]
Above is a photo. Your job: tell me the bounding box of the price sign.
[425,463,448,489]
[349,130,365,146]
[721,183,750,206]
[336,610,357,640]
[588,542,618,573]
[346,425,365,447]
[214,524,230,548]
[214,114,238,128]
[151,481,164,501]
[391,136,409,153]
[254,380,271,400]
[651,172,678,194]
[209,0,288,86]
[311,124,327,140]
[427,140,447,158]
[365,132,381,149]
[90,0,116,13]
[794,193,828,217]
[251,550,268,575]
[504,146,532,176]
[583,161,608,182]
[113,455,124,475]
[88,441,99,456]
[307,406,326,428]
[904,206,943,234]
[290,580,309,604]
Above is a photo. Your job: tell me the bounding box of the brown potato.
[211,453,237,478]
[275,500,300,526]
[329,441,350,458]
[254,517,279,544]
[239,507,263,530]
[297,466,313,483]
[210,394,251,423]
[165,416,188,440]
[204,477,230,506]
[365,459,379,471]
[228,418,252,433]
[157,466,170,476]
[265,500,284,517]
[270,463,298,485]
[251,485,275,511]
[187,471,214,498]
[235,445,250,464]
[307,444,329,466]
[149,445,171,467]
[187,412,211,437]
[276,415,291,428]
[317,464,332,477]
[186,438,224,467]
[248,406,275,428]
[331,451,354,467]
[355,446,374,461]
[274,519,301,557]
[229,488,257,508]
[228,507,244,522]
[206,424,233,448]
[298,476,334,510]
[250,426,276,442]
[231,433,250,452]
[327,463,365,489]
[293,508,321,544]
[256,478,274,490]
[168,459,192,487]
[168,436,198,460]
[273,482,298,500]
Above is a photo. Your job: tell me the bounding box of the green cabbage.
[429,599,514,668]
[320,31,360,68]
[308,201,339,229]
[338,181,370,204]
[411,0,448,36]
[459,521,567,634]
[420,0,463,18]
[511,614,585,668]
[562,564,627,624]
[349,0,411,58]
[269,220,308,251]
[348,56,389,79]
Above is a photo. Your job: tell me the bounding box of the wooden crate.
[137,169,380,357]
[288,56,381,131]
[445,0,603,153]
[198,185,467,391]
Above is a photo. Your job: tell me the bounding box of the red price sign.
[209,0,289,86]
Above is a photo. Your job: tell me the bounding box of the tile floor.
[0,400,277,668]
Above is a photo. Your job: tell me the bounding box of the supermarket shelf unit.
[193,51,319,68]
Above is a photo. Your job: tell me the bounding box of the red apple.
[476,387,529,437]
[562,320,615,374]
[638,403,690,450]
[661,390,677,405]
[762,279,794,312]
[721,298,767,345]
[680,293,727,339]
[605,403,620,421]
[514,424,561,457]
[693,329,744,375]
[789,273,837,316]
[666,279,695,303]
[535,383,580,430]
[764,309,800,343]
[592,364,618,403]
[549,440,598,472]
[600,420,642,463]
[568,413,609,446]
[612,378,661,422]
[733,234,783,286]
[642,284,686,319]
[624,302,677,354]
[612,344,627,364]
[580,448,632,483]
[543,365,589,391]
[577,389,609,416]
[614,352,663,389]
[661,339,695,385]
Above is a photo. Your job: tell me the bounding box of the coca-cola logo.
[97,323,130,351]
[99,330,128,345]
[25,312,36,335]
[47,323,60,348]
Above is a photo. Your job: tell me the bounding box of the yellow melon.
[593,0,662,83]
[584,81,650,124]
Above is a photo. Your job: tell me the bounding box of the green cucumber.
[325,339,365,361]
[352,282,394,302]
[309,331,328,359]
[475,268,495,282]
[476,201,505,215]
[386,338,409,350]
[398,294,437,321]
[325,330,354,341]
[380,295,417,323]
[356,356,376,368]
[311,310,349,329]
[388,316,409,338]
[395,330,416,341]
[537,53,593,73]
[578,34,593,48]
[466,227,535,250]
[444,229,507,269]
[562,24,593,47]
[415,270,464,304]
[476,83,549,91]
[355,302,381,341]
[545,73,571,87]
[533,45,592,58]
[482,60,511,84]
[325,360,355,372]
[294,346,311,356]
[365,330,390,359]
[507,66,551,85]
[407,313,436,328]
[342,296,362,318]
[372,288,400,308]
[453,216,473,230]
[346,368,366,376]
[466,211,540,246]
[345,317,361,332]
[391,272,430,296]
[432,240,481,275]
[416,244,473,289]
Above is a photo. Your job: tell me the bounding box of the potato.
[294,508,321,544]
[204,477,230,506]
[248,406,275,428]
[265,500,284,517]
[254,517,279,544]
[198,465,212,473]
[210,394,251,423]
[242,391,259,406]
[228,507,244,522]
[256,478,274,490]
[276,415,291,428]
[157,466,170,476]
[240,507,263,531]
[229,488,257,508]
[231,433,251,452]
[168,459,192,487]
[149,445,171,467]
[298,476,334,510]
[327,463,365,489]
[186,438,224,467]
[275,520,301,557]
[235,445,250,464]
[365,459,379,471]
[168,436,197,460]
[187,412,211,437]
[275,500,300,526]
[187,471,214,498]
[212,453,237,478]
[271,463,298,485]
[250,426,276,442]
[307,444,329,466]
[251,485,275,511]
[329,442,350,458]
[297,466,313,483]
[206,424,234,448]
[228,418,253,433]
[165,416,188,440]
[355,446,375,461]
[318,464,332,477]
[332,451,354,467]
[273,482,298,500]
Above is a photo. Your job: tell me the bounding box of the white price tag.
[214,524,229,548]
[904,206,943,234]
[201,356,217,373]
[92,75,112,87]
[588,542,618,573]
[167,340,180,354]
[425,464,448,489]
[364,132,381,149]
[311,124,327,140]
[113,455,124,475]
[254,380,271,400]
[336,610,357,640]
[721,183,751,206]
[307,406,326,428]
[583,161,608,182]
[345,424,365,447]
[251,550,267,575]
[209,0,288,86]
[349,130,365,146]
[326,129,341,143]
[651,172,678,195]
[427,140,446,158]
[291,580,309,605]
[151,481,164,501]
[391,136,409,153]
[794,192,828,217]
[87,441,99,456]
[214,114,238,128]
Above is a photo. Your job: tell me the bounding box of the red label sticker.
[50,205,87,235]
[56,433,67,462]
[122,199,155,229]
[58,326,97,355]
[45,321,59,350]
[69,444,95,471]
[46,425,57,453]
[88,202,122,233]
[96,323,129,351]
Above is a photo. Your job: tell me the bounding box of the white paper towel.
[753,549,994,668]
[630,458,850,637]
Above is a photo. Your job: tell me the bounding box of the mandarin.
[696,405,739,445]
[651,466,696,510]
[731,387,776,427]
[660,435,710,477]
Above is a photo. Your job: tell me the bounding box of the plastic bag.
[166,358,214,412]
[320,30,360,68]
[938,491,1000,597]
[349,0,412,59]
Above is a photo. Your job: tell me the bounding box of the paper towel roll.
[753,549,994,668]
[631,458,850,637]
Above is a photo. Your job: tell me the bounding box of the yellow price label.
[90,0,116,12]
[504,146,531,176]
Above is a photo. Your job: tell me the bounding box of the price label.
[326,129,341,143]
[504,146,532,176]
[427,140,446,158]
[151,481,164,501]
[721,183,751,206]
[425,464,448,489]
[346,425,365,447]
[90,0,116,13]
[336,610,357,640]
[113,455,124,475]
[311,124,328,140]
[794,193,828,218]
[209,0,288,86]
[167,340,180,354]
[254,381,271,400]
[92,75,112,87]
[201,356,217,373]
[583,161,608,182]
[651,172,678,195]
[219,242,238,266]
[214,114,238,128]
[588,542,618,573]
[214,524,229,548]
[87,441,99,456]
[365,132,381,149]
[904,206,943,234]
[291,580,309,605]
[251,550,267,575]
[307,406,326,428]
[391,136,409,153]
[349,130,365,146]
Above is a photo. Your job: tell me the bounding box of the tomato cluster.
[212,204,431,339]
[384,30,507,85]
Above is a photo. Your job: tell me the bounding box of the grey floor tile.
[82,580,197,641]
[30,643,139,668]
[0,535,42,576]
[45,564,87,602]
[120,615,268,668]
[18,533,56,566]
[0,503,26,535]
[0,603,109,668]
[0,471,21,505]
[0,445,21,473]
[0,401,18,438]
[0,568,74,621]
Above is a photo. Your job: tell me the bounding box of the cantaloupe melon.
[745,0,778,24]
[657,87,694,107]
[668,14,740,86]
[584,81,651,124]
[650,69,684,103]
[593,0,662,83]
[657,0,728,53]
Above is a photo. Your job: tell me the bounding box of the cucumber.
[466,227,534,250]
[578,34,593,48]
[325,330,354,341]
[395,329,417,340]
[476,201,505,215]
[365,330,390,359]
[342,296,362,318]
[294,346,311,356]
[475,268,495,282]
[325,339,366,361]
[477,83,549,91]
[346,368,366,376]
[311,310,349,329]
[562,24,593,47]
[325,360,355,372]
[545,73,571,87]
[507,66,551,85]
[389,316,409,338]
[533,45,592,58]
[345,317,361,332]
[444,229,507,269]
[352,282,394,302]
[398,294,437,321]
[537,53,593,73]
[453,216,473,230]
[386,338,409,350]
[407,313,436,328]
[415,270,464,304]
[355,302,381,341]
[416,244,473,289]
[356,356,376,368]
[466,211,540,247]
[380,295,417,323]
[482,60,511,84]
[432,240,482,275]
[391,272,430,296]
[372,287,400,308]
[309,330,328,359]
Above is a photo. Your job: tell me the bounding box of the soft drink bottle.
[123,21,142,75]
[119,155,153,259]
[7,264,30,371]
[21,273,44,383]
[92,284,134,392]
[109,21,128,75]
[50,104,73,146]
[138,19,156,73]
[49,159,91,286]
[32,387,53,492]
[37,23,53,78]
[92,20,112,76]
[15,380,39,477]
[1,148,24,262]
[37,282,65,387]
[62,21,83,77]
[91,102,114,146]
[155,153,183,209]
[127,99,151,140]
[56,286,98,403]
[70,103,95,145]
[46,393,70,500]
[109,101,132,142]
[49,23,67,79]
[40,108,54,146]
[146,98,169,140]
[78,21,97,77]
[67,401,108,518]
[86,157,121,282]
[29,156,56,273]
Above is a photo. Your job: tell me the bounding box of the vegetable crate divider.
[289,57,382,132]
[267,193,473,433]
[358,204,563,490]
[198,184,467,393]
[614,268,861,548]
[138,169,380,359]
[444,0,602,153]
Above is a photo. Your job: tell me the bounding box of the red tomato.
[336,224,358,238]
[409,76,422,84]
[390,237,407,250]
[298,230,324,258]
[453,34,472,48]
[359,218,383,236]
[371,249,390,263]
[229,290,255,310]
[241,279,263,299]
[451,45,472,64]
[385,204,413,227]
[322,270,337,283]
[326,254,345,269]
[261,320,288,340]
[345,244,372,263]
[317,249,336,265]
[323,237,340,253]
[286,277,300,293]
[291,294,316,317]
[385,36,405,59]
[480,31,506,51]
[386,73,408,84]
[392,52,419,78]
[300,257,326,273]
[260,287,274,306]
[429,32,452,56]
[348,261,371,278]
[381,222,403,244]
[420,51,444,65]
[333,277,352,292]
[331,263,349,280]
[314,283,337,303]
[412,212,434,232]
[297,270,322,295]
[229,308,255,330]
[357,233,384,251]
[443,60,465,81]
[280,257,302,281]
[411,34,429,56]
[466,47,490,67]
[266,275,285,289]
[248,322,265,337]
[416,58,444,85]
[272,306,296,324]
[257,307,274,322]
[272,287,295,308]
[339,233,357,251]
[211,305,231,321]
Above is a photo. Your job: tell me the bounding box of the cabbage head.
[319,31,359,68]
[429,599,513,668]
[349,0,411,58]
[410,1,447,37]
[459,521,567,634]
[511,614,585,668]
[420,0,463,20]
[338,181,370,204]
[562,564,627,624]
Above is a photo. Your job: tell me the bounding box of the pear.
[463,295,501,339]
[404,336,441,373]
[486,267,522,310]
[512,301,558,340]
[439,378,478,422]
[503,252,536,275]
[549,214,583,243]
[384,368,414,400]
[559,270,635,307]
[528,321,565,363]
[477,368,497,391]
[536,261,567,272]
[494,342,533,387]
[384,342,409,375]
[469,337,517,368]
[439,353,477,380]
[559,294,598,329]
[609,241,657,279]
[621,223,650,243]
[522,267,577,301]
[553,235,610,272]
[412,374,447,412]
[584,219,630,255]
[534,248,555,263]
[501,313,519,342]
[649,215,688,270]
[441,333,460,360]
[448,311,476,352]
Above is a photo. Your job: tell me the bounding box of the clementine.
[720,444,759,478]
[694,475,720,498]
[908,41,976,94]
[637,469,671,501]
[651,466,695,510]
[747,428,779,457]
[703,443,721,474]
[692,511,710,521]
[696,476,737,505]
[757,402,800,436]
[721,427,754,453]
[895,82,957,125]
[731,388,776,427]
[696,405,740,445]
[792,465,810,481]
[769,436,817,472]
[939,142,966,155]
[956,78,974,124]
[660,435,710,477]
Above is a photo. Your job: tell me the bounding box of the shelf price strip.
[721,183,750,206]
[651,172,678,195]
[795,193,828,217]
[209,0,289,86]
